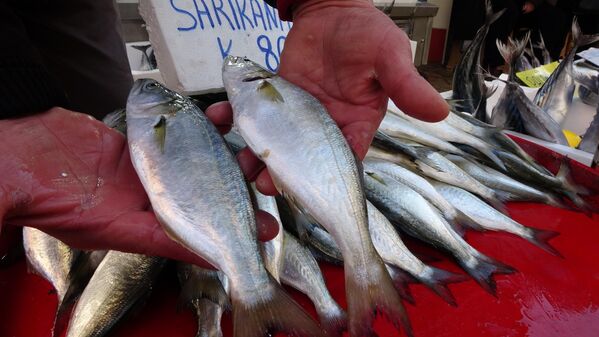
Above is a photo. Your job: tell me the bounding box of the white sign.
[139,0,291,94]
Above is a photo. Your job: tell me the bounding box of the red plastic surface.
[1,139,598,337]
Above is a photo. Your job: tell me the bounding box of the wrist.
[285,0,373,20]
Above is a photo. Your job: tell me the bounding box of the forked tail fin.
[420,267,470,307]
[232,279,328,337]
[523,227,562,258]
[459,254,516,296]
[484,0,506,26]
[346,260,413,337]
[386,265,416,305]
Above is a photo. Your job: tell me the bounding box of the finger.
[342,121,380,159]
[205,101,233,134]
[255,169,278,196]
[236,147,265,181]
[375,30,449,122]
[256,210,280,241]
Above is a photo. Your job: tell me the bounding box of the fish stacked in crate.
[23,56,594,337]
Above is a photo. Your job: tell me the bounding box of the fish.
[444,110,498,139]
[525,35,541,68]
[23,227,78,337]
[391,109,506,169]
[452,0,505,122]
[409,146,507,212]
[131,44,157,71]
[432,181,561,257]
[579,85,599,106]
[223,56,411,337]
[516,52,533,73]
[364,172,515,295]
[491,34,530,131]
[533,19,599,124]
[177,263,229,337]
[534,31,552,65]
[280,231,347,337]
[572,61,599,107]
[127,79,326,337]
[446,155,565,208]
[578,105,599,154]
[366,200,467,305]
[250,183,285,283]
[381,112,468,156]
[364,158,482,232]
[65,251,166,337]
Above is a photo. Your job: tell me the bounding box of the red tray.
[1,138,598,337]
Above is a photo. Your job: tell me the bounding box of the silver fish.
[23,228,77,337]
[579,106,599,154]
[127,79,325,337]
[223,56,411,337]
[364,159,481,232]
[177,263,229,337]
[381,112,467,156]
[250,183,284,283]
[367,201,467,305]
[446,155,565,208]
[65,251,165,337]
[391,109,506,169]
[452,0,505,122]
[281,232,347,337]
[492,35,530,131]
[534,19,599,124]
[432,181,561,257]
[364,172,514,295]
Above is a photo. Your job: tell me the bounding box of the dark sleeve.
[0,2,68,118]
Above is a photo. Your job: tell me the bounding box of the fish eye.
[144,82,159,91]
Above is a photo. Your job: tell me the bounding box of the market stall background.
[1,138,598,337]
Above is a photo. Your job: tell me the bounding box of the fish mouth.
[224,55,250,67]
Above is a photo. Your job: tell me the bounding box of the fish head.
[127,79,186,119]
[222,56,277,96]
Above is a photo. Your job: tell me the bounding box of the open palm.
[222,0,448,195]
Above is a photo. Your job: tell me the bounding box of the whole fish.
[432,181,561,257]
[364,159,482,232]
[391,110,506,169]
[534,31,552,65]
[446,155,565,208]
[380,112,467,156]
[492,35,529,131]
[281,232,347,337]
[452,0,505,122]
[23,227,77,337]
[366,200,467,305]
[533,19,599,124]
[364,172,514,295]
[177,263,229,337]
[65,251,166,337]
[250,183,284,283]
[127,79,326,337]
[223,56,411,337]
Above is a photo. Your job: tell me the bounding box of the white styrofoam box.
[139,0,291,94]
[398,79,596,167]
[410,40,417,63]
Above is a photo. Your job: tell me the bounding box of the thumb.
[375,30,449,122]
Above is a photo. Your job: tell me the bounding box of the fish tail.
[484,0,506,26]
[421,267,469,307]
[486,193,509,216]
[478,144,507,171]
[572,17,599,48]
[386,265,416,305]
[232,278,328,337]
[563,191,598,217]
[317,301,348,337]
[523,227,562,257]
[346,260,413,337]
[496,32,530,68]
[461,255,516,296]
[556,160,589,196]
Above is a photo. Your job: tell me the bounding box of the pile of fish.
[21,55,596,337]
[452,0,599,163]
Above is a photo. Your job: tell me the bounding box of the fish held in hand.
[223,56,411,337]
[127,79,326,337]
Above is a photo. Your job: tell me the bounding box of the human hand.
[522,1,535,13]
[212,0,448,195]
[0,108,279,268]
